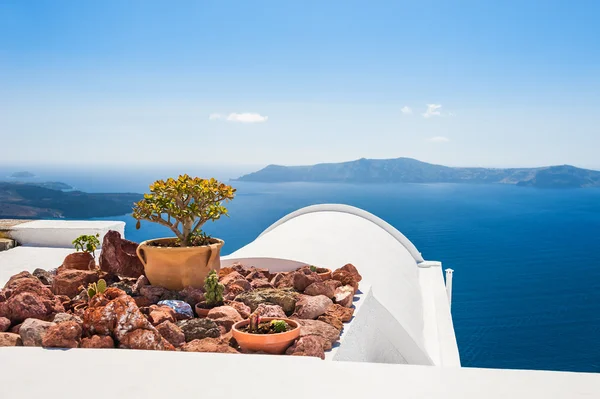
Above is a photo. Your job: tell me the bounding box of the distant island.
[9,171,35,178]
[234,157,600,188]
[0,182,141,219]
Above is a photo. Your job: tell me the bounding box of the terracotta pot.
[232,317,300,354]
[195,302,213,318]
[136,237,224,291]
[317,268,332,281]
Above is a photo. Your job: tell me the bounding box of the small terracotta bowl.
[232,317,300,354]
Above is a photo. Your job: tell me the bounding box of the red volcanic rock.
[331,270,358,294]
[181,338,238,354]
[0,332,22,346]
[324,304,354,323]
[285,336,325,359]
[277,270,319,292]
[42,321,81,348]
[0,271,64,323]
[156,321,185,348]
[19,318,55,346]
[323,279,342,292]
[180,286,204,307]
[131,275,150,295]
[207,306,243,327]
[334,286,354,308]
[337,263,362,283]
[224,284,246,301]
[304,282,335,298]
[120,328,174,351]
[293,295,333,319]
[225,300,251,319]
[270,273,286,287]
[52,269,98,297]
[250,279,273,290]
[220,271,251,292]
[295,319,341,350]
[149,305,176,326]
[230,263,255,277]
[0,317,10,332]
[61,252,95,271]
[253,303,285,318]
[245,269,271,282]
[81,335,114,348]
[317,314,343,331]
[218,267,235,279]
[99,230,145,278]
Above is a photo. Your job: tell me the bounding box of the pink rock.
[81,335,114,348]
[254,303,286,318]
[99,230,145,278]
[156,321,185,348]
[207,306,243,333]
[293,295,333,319]
[131,275,150,295]
[225,300,251,319]
[285,336,325,359]
[41,321,82,348]
[0,332,22,346]
[250,279,273,290]
[0,317,10,332]
[276,270,319,292]
[304,282,335,298]
[19,318,55,346]
[323,279,342,292]
[52,269,98,297]
[296,319,341,350]
[334,286,354,308]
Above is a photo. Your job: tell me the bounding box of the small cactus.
[309,265,318,272]
[204,270,224,307]
[87,279,107,298]
[270,319,288,333]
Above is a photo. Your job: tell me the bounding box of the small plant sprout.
[249,311,261,333]
[72,233,101,258]
[309,265,318,273]
[87,279,107,298]
[204,270,224,307]
[132,175,236,246]
[270,319,288,333]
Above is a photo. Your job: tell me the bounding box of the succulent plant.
[270,319,288,333]
[87,279,107,298]
[72,233,101,258]
[309,265,318,272]
[204,270,224,307]
[249,311,261,333]
[132,175,236,246]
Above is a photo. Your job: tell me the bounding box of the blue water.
[3,166,600,372]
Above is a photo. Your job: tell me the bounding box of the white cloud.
[427,136,450,143]
[209,112,268,123]
[401,106,412,114]
[422,104,442,118]
[226,112,268,123]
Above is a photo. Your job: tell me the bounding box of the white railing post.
[445,268,454,309]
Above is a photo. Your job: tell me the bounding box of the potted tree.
[232,312,300,354]
[133,175,236,290]
[195,270,224,317]
[61,233,100,271]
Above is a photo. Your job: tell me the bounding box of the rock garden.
[0,175,362,359]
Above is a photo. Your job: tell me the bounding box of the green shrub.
[72,233,100,258]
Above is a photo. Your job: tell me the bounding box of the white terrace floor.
[0,205,599,398]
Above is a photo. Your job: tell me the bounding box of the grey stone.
[177,318,220,342]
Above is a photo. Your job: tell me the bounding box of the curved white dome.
[226,204,458,365]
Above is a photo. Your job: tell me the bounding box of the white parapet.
[7,220,125,248]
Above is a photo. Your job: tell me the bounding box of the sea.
[3,165,600,373]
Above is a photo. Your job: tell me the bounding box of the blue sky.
[1,0,599,169]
